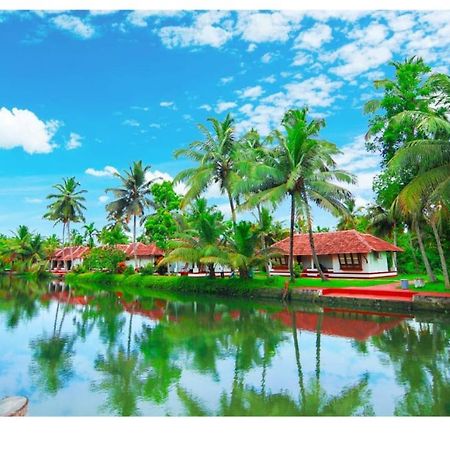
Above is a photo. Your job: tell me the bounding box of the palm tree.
[44,177,87,266]
[160,199,226,278]
[336,199,364,231]
[239,108,355,281]
[174,114,239,225]
[225,221,278,279]
[106,161,158,269]
[366,203,399,271]
[83,222,98,248]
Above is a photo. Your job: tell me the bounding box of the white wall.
[366,252,389,273]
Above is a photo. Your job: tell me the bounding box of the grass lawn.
[254,273,449,293]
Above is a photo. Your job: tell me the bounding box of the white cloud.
[199,104,212,112]
[261,52,273,64]
[247,43,257,52]
[0,107,59,154]
[160,101,174,108]
[220,76,233,85]
[66,132,82,150]
[158,11,232,48]
[52,14,95,39]
[149,123,161,128]
[122,119,140,127]
[235,11,303,43]
[294,23,332,49]
[261,75,276,84]
[215,101,237,114]
[127,10,183,27]
[98,195,109,204]
[85,166,118,177]
[240,85,264,99]
[292,52,312,66]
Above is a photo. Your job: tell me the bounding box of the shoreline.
[64,272,450,314]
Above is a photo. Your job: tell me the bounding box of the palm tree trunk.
[226,187,237,226]
[291,309,305,403]
[133,215,137,270]
[430,221,449,289]
[301,188,326,281]
[289,193,295,282]
[408,231,420,272]
[414,221,436,282]
[208,263,216,279]
[67,220,73,271]
[392,225,398,271]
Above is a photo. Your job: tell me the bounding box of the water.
[0,277,448,416]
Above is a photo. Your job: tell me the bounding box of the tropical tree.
[336,199,365,231]
[239,108,355,281]
[144,181,181,249]
[43,177,87,264]
[83,222,98,248]
[97,224,129,246]
[224,221,278,279]
[106,161,158,268]
[159,199,226,278]
[174,114,240,225]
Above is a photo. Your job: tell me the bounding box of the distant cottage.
[271,230,402,278]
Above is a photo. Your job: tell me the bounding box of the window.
[338,253,362,271]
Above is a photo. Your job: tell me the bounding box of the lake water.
[0,277,448,416]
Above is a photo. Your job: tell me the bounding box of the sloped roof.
[272,230,402,256]
[51,246,90,261]
[51,242,164,260]
[115,242,164,257]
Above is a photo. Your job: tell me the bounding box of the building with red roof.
[271,230,403,278]
[49,242,165,272]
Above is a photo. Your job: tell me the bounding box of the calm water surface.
[0,277,448,416]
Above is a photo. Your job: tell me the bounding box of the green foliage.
[144,181,181,249]
[293,261,303,278]
[123,265,136,276]
[98,224,129,245]
[139,262,155,275]
[83,247,127,273]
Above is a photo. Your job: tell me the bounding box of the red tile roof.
[51,246,90,261]
[272,230,402,256]
[115,242,164,257]
[51,242,164,260]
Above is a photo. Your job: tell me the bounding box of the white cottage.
[271,230,403,278]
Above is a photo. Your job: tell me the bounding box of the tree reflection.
[29,300,75,394]
[371,320,450,415]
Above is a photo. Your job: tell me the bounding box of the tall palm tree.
[106,161,158,269]
[83,222,98,248]
[239,108,355,281]
[174,114,239,225]
[44,177,86,267]
[366,203,399,271]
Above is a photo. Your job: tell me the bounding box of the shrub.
[140,262,155,275]
[123,265,136,276]
[83,247,127,273]
[72,264,86,274]
[293,262,303,278]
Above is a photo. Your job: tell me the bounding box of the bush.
[139,263,155,275]
[293,262,303,278]
[123,265,136,276]
[83,247,127,273]
[116,261,127,274]
[72,264,86,274]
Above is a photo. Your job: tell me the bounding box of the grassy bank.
[65,272,448,295]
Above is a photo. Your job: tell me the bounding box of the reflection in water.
[0,277,448,416]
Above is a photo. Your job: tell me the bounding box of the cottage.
[49,242,165,272]
[49,246,90,272]
[270,230,402,278]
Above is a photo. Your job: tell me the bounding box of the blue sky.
[0,9,449,237]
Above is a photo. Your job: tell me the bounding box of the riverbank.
[65,272,450,313]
